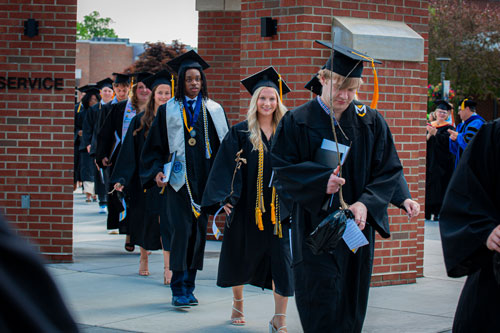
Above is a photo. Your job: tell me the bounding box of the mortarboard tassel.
[171,74,175,97]
[369,60,379,109]
[278,74,283,103]
[76,102,82,113]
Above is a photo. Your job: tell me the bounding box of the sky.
[77,0,199,47]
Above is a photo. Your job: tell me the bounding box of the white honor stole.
[166,98,228,192]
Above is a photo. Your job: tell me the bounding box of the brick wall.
[198,0,428,285]
[76,40,134,86]
[0,0,77,262]
[198,10,241,239]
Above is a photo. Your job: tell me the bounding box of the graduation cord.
[184,164,201,219]
[255,142,283,237]
[76,102,82,113]
[255,142,265,231]
[202,101,212,159]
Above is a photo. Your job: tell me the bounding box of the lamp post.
[436,57,451,101]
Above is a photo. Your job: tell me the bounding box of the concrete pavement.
[45,193,465,332]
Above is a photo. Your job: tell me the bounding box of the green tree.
[125,40,188,74]
[429,0,500,102]
[77,11,118,40]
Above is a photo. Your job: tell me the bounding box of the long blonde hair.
[247,86,288,151]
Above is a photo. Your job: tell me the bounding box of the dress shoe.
[172,296,191,308]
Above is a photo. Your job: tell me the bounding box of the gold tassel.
[255,207,264,231]
[270,187,276,225]
[192,205,201,219]
[278,74,283,103]
[171,74,175,96]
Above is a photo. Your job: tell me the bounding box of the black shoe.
[172,296,191,308]
[186,294,198,306]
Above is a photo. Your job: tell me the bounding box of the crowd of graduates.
[70,41,498,333]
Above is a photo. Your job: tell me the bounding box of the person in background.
[439,118,500,333]
[202,67,293,332]
[448,99,485,168]
[111,70,173,282]
[96,73,151,246]
[425,100,455,221]
[140,51,228,308]
[83,77,114,214]
[76,85,101,202]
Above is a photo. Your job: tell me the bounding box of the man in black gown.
[271,41,403,332]
[140,51,228,308]
[439,118,500,333]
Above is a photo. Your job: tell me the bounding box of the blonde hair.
[318,68,363,90]
[247,86,288,151]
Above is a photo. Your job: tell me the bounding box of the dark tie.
[187,100,195,114]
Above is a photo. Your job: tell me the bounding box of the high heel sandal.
[139,258,149,276]
[231,297,246,326]
[269,314,287,333]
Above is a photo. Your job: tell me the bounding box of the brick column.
[0,0,77,262]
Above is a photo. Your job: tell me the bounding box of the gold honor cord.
[76,102,82,113]
[255,142,265,231]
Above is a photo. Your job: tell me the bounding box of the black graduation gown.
[202,121,293,296]
[439,119,500,333]
[271,99,402,332]
[110,112,163,251]
[73,103,82,183]
[425,123,455,219]
[83,102,109,202]
[96,100,129,232]
[76,106,94,183]
[140,102,224,271]
[0,214,78,332]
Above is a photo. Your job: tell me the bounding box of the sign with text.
[0,76,64,90]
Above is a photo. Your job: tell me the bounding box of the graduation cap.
[96,78,113,90]
[77,84,99,93]
[434,99,452,111]
[241,66,291,101]
[304,74,322,96]
[131,72,153,84]
[460,98,477,110]
[167,50,210,75]
[315,40,382,109]
[142,70,173,91]
[315,40,382,78]
[112,72,130,84]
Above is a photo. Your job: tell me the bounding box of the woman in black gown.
[111,71,172,279]
[202,67,293,332]
[425,100,455,220]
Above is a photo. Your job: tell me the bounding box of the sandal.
[124,243,135,252]
[269,314,287,333]
[231,297,246,326]
[139,258,149,276]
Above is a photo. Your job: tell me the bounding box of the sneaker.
[172,296,191,308]
[186,294,198,306]
[99,205,107,214]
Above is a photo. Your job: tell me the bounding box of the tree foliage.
[125,40,188,74]
[429,0,500,101]
[77,11,118,40]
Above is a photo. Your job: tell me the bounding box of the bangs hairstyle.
[247,86,288,151]
[135,84,169,137]
[113,82,129,89]
[318,68,363,90]
[174,68,208,101]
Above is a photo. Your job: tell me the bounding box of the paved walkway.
[46,193,465,332]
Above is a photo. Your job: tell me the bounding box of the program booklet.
[162,151,177,183]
